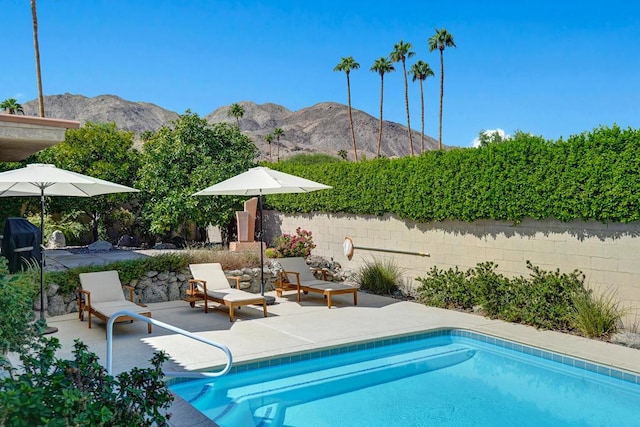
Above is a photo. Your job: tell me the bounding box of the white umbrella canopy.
[0,163,139,197]
[193,166,331,298]
[193,166,332,196]
[0,163,139,332]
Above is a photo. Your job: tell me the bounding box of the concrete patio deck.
[37,288,640,426]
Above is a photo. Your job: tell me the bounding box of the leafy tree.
[274,127,284,161]
[333,56,360,162]
[390,41,416,156]
[0,162,27,225]
[35,122,141,242]
[228,103,245,129]
[0,99,24,115]
[428,28,457,149]
[264,133,274,162]
[476,129,510,147]
[370,57,395,158]
[31,0,45,117]
[137,111,257,242]
[410,60,435,153]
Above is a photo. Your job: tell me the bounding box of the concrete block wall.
[264,211,640,324]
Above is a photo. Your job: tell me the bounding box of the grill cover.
[1,217,41,273]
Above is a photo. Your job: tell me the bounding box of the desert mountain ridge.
[22,93,439,160]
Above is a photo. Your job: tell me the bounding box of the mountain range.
[22,94,439,160]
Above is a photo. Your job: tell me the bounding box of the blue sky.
[3,1,640,147]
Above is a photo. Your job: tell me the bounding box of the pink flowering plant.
[273,227,316,258]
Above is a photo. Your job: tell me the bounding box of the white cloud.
[13,93,24,100]
[471,128,509,148]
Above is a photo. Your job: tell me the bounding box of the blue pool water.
[170,330,640,426]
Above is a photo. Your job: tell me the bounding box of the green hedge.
[266,125,640,224]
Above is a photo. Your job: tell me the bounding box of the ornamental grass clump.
[356,257,404,295]
[272,227,316,258]
[571,289,624,338]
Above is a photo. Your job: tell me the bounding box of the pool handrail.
[106,310,233,378]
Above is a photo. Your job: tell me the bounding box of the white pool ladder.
[106,310,233,378]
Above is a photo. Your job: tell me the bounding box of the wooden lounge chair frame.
[275,257,358,308]
[78,270,152,334]
[186,263,268,322]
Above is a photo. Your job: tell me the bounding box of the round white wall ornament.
[343,237,354,260]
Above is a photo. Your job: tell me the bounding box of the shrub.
[416,266,474,309]
[519,261,586,330]
[0,258,40,358]
[0,337,173,426]
[272,227,316,258]
[264,247,278,258]
[571,289,624,338]
[415,260,600,332]
[183,248,260,270]
[26,211,88,245]
[467,262,510,318]
[355,257,404,295]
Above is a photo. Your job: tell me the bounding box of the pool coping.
[169,327,640,387]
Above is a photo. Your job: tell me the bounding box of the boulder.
[47,230,66,248]
[88,240,113,252]
[117,234,138,247]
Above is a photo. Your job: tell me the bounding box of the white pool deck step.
[34,291,640,426]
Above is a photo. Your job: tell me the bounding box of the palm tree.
[228,103,245,129]
[264,133,274,162]
[333,56,360,162]
[428,28,456,149]
[370,57,395,158]
[31,0,45,117]
[0,99,25,115]
[274,127,284,161]
[390,41,416,156]
[410,60,435,154]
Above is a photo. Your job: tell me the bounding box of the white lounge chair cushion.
[205,288,263,303]
[79,270,127,302]
[299,281,355,292]
[190,263,234,290]
[276,257,317,282]
[189,263,265,303]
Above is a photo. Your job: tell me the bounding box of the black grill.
[1,218,41,273]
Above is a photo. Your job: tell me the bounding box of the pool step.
[202,344,475,425]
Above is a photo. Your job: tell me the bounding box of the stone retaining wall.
[41,259,343,317]
[42,267,278,317]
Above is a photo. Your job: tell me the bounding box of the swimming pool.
[170,329,640,426]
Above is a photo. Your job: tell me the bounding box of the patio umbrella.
[0,163,139,333]
[193,166,331,298]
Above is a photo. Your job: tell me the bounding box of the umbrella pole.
[39,190,45,321]
[39,188,57,335]
[259,192,264,296]
[258,192,275,305]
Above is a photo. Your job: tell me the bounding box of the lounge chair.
[275,257,358,308]
[78,270,152,333]
[186,263,268,322]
